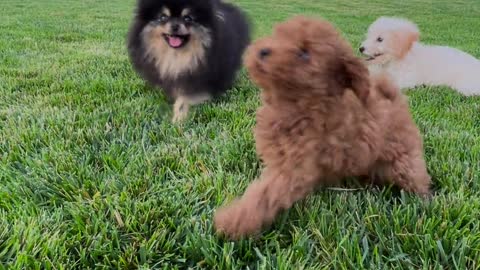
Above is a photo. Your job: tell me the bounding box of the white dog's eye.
[377,37,383,42]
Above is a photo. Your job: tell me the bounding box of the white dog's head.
[360,17,420,65]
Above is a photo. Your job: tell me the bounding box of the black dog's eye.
[183,15,193,23]
[298,48,310,61]
[377,37,383,42]
[158,14,169,23]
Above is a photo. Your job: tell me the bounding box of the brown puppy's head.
[245,16,370,102]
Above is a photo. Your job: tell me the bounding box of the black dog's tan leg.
[172,93,211,123]
[214,168,318,239]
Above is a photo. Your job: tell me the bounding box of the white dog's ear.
[394,29,419,59]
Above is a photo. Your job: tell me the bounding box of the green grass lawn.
[1,0,480,268]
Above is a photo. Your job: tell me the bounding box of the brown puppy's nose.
[359,46,365,53]
[258,48,271,59]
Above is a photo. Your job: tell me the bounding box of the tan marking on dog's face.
[181,8,191,17]
[161,7,171,17]
[141,24,212,79]
[162,22,190,36]
[155,7,190,36]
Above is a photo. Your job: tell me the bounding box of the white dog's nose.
[359,46,365,53]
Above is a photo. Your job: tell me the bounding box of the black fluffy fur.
[127,0,250,100]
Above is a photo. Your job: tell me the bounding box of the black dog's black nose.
[359,46,365,53]
[171,24,180,32]
[258,48,271,59]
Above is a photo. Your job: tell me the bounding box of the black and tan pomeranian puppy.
[127,0,250,122]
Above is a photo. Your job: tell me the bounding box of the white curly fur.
[361,17,480,96]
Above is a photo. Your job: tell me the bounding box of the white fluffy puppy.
[360,17,480,96]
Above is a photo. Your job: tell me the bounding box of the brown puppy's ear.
[393,29,419,59]
[334,55,371,103]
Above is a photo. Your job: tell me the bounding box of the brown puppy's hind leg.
[214,168,318,240]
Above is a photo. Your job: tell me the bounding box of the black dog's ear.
[135,0,159,20]
[334,55,370,103]
[206,0,219,7]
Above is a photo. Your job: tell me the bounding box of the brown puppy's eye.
[298,49,310,61]
[377,37,383,42]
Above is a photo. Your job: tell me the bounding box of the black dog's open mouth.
[365,53,383,61]
[163,34,190,49]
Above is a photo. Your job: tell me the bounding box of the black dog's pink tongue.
[168,36,183,48]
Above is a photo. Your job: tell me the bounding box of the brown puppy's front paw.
[409,179,432,200]
[214,200,263,240]
[417,189,433,201]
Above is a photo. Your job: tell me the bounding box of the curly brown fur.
[214,16,431,240]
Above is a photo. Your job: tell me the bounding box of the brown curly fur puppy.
[213,16,431,240]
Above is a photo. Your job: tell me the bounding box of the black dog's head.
[129,0,219,79]
[136,0,216,49]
